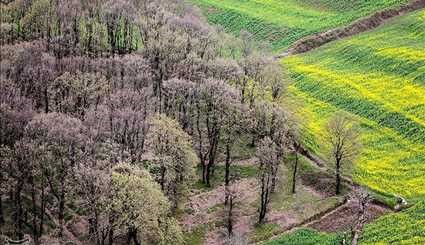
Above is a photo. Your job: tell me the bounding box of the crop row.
[282,10,425,200]
[287,64,425,144]
[360,201,425,244]
[192,0,410,51]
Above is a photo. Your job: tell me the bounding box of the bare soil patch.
[308,199,391,233]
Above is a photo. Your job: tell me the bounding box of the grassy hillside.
[282,9,425,202]
[191,0,410,51]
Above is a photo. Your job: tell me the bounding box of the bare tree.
[256,137,281,223]
[291,140,301,194]
[162,79,196,132]
[351,188,371,245]
[48,72,110,117]
[226,192,235,237]
[261,62,285,102]
[223,103,247,205]
[325,113,361,195]
[25,112,87,237]
[103,89,152,163]
[192,79,240,186]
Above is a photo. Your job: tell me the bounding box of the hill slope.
[191,0,410,51]
[283,9,425,201]
[360,201,425,244]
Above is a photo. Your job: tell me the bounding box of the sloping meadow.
[191,0,410,51]
[282,9,425,202]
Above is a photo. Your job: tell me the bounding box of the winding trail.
[275,0,425,59]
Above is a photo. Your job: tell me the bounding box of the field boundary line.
[275,0,425,58]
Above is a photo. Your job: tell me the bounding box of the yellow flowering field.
[282,9,425,201]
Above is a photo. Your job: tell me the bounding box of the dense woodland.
[0,0,369,244]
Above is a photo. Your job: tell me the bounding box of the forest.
[1,0,424,244]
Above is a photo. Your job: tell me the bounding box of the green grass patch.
[183,225,208,245]
[192,0,409,51]
[193,164,258,191]
[265,228,345,245]
[250,223,282,243]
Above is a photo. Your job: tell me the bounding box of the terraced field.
[282,9,425,202]
[267,201,425,244]
[191,0,410,51]
[360,201,425,244]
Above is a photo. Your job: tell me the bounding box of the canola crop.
[360,201,425,244]
[282,9,425,201]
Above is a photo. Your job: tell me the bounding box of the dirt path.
[275,0,425,58]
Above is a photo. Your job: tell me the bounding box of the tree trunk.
[127,227,140,245]
[263,177,270,222]
[208,135,219,180]
[205,163,211,187]
[58,192,65,237]
[14,183,24,240]
[259,181,264,223]
[0,171,3,225]
[292,152,298,194]
[0,194,4,225]
[108,215,114,245]
[205,134,219,187]
[270,165,278,193]
[39,179,45,237]
[227,195,234,236]
[44,87,49,113]
[224,143,231,205]
[202,163,207,184]
[160,165,166,191]
[351,230,360,245]
[250,134,256,147]
[335,159,341,195]
[241,79,246,104]
[31,177,40,244]
[259,175,270,223]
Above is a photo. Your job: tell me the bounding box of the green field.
[265,228,344,245]
[282,9,425,202]
[360,201,425,244]
[191,0,410,51]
